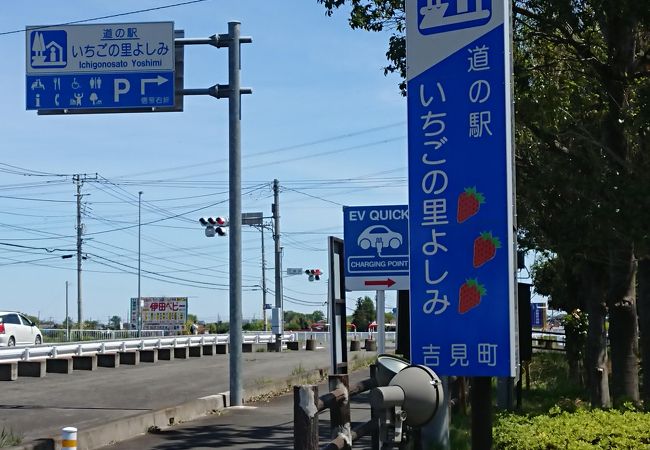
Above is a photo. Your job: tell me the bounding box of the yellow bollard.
[61,427,77,450]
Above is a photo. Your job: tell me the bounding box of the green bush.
[490,353,650,449]
[494,407,650,449]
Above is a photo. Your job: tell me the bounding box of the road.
[100,368,374,449]
[0,347,376,447]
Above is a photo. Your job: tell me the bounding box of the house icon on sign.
[30,30,67,69]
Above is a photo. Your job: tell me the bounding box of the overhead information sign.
[26,22,175,111]
[343,205,409,291]
[407,0,516,377]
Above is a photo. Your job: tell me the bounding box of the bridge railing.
[0,332,297,364]
[42,329,167,343]
[292,331,397,345]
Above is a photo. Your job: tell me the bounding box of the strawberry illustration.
[457,187,485,223]
[458,279,486,314]
[473,232,502,268]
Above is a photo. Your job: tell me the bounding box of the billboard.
[130,297,188,334]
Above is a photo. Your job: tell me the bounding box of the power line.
[0,0,211,36]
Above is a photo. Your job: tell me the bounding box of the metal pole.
[228,21,243,406]
[471,377,493,450]
[261,226,268,331]
[65,281,69,342]
[273,179,283,352]
[376,290,385,354]
[138,191,143,338]
[75,176,83,330]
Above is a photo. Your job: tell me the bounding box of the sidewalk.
[100,368,375,449]
[2,348,378,450]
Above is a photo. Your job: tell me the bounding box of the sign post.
[343,205,409,353]
[28,21,253,407]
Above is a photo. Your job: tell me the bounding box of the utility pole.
[177,22,251,407]
[65,281,69,342]
[72,173,96,331]
[227,21,244,407]
[138,191,143,338]
[74,175,83,330]
[272,179,283,352]
[260,225,268,331]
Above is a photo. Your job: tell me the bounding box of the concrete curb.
[4,363,334,450]
[4,393,228,450]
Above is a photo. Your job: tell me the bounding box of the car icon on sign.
[358,225,402,252]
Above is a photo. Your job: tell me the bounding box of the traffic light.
[305,269,322,281]
[199,217,228,237]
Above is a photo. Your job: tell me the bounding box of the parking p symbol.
[114,79,130,102]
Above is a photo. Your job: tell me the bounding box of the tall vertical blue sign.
[407,0,516,376]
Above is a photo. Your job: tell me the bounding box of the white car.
[0,311,43,347]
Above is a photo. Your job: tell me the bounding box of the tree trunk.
[564,326,584,387]
[583,262,611,408]
[607,244,640,406]
[637,258,650,409]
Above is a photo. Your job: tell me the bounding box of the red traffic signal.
[305,269,322,281]
[199,217,229,237]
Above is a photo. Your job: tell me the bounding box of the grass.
[0,428,22,447]
[291,362,307,377]
[350,353,377,372]
[254,376,273,388]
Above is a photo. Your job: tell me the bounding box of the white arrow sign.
[141,75,168,95]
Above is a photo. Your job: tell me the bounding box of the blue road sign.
[531,303,545,328]
[26,22,175,111]
[406,0,516,377]
[343,205,409,291]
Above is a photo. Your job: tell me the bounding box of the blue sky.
[0,0,408,324]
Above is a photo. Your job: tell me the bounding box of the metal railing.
[292,331,397,344]
[532,330,566,352]
[42,329,167,343]
[0,332,297,364]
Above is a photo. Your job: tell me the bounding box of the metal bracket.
[394,406,407,443]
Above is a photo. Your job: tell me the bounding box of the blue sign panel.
[343,205,409,291]
[531,303,545,328]
[26,22,175,111]
[406,0,516,377]
[26,72,174,110]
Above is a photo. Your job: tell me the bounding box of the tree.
[243,319,265,331]
[108,315,121,330]
[83,320,99,329]
[311,310,325,323]
[184,314,198,334]
[24,314,40,326]
[352,296,376,331]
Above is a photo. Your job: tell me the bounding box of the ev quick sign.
[343,205,409,291]
[26,22,174,111]
[406,0,516,377]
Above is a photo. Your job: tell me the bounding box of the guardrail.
[0,332,297,364]
[532,330,566,352]
[42,329,167,343]
[292,331,397,344]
